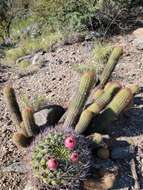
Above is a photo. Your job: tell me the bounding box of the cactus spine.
[100,46,123,86]
[75,82,121,134]
[12,132,31,147]
[4,85,22,127]
[63,71,96,129]
[22,107,39,137]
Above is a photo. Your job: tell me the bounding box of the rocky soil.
[0,30,143,190]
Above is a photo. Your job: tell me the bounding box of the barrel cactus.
[27,127,93,190]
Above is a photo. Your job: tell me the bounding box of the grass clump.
[4,48,26,64]
[4,32,63,64]
[18,60,31,69]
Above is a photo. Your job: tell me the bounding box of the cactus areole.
[27,127,93,189]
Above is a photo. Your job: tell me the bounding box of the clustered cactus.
[4,45,140,190]
[28,128,93,189]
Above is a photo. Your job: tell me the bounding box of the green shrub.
[32,0,143,33]
[4,47,26,64]
[18,60,31,69]
[4,32,63,64]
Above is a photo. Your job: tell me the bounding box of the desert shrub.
[4,32,63,64]
[32,0,143,34]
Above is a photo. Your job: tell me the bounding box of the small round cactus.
[27,127,93,189]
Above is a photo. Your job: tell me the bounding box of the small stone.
[134,39,143,50]
[111,146,135,160]
[133,28,143,38]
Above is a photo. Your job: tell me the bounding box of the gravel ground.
[0,32,143,190]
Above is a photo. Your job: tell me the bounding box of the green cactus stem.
[12,132,31,147]
[22,107,39,137]
[88,133,103,144]
[84,170,117,190]
[75,82,121,134]
[129,84,140,95]
[86,87,133,134]
[96,147,110,160]
[92,87,104,101]
[4,85,22,127]
[63,71,96,129]
[99,46,123,87]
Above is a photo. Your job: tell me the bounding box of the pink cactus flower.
[64,136,76,150]
[47,158,58,171]
[70,152,79,162]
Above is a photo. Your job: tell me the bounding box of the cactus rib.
[99,46,123,86]
[63,71,96,129]
[4,85,22,127]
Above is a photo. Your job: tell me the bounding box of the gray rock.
[0,162,28,173]
[23,182,35,190]
[34,105,65,126]
[111,146,135,160]
[134,38,143,50]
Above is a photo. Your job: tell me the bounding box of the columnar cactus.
[22,107,39,137]
[86,87,134,134]
[27,127,93,190]
[92,87,104,101]
[99,46,123,87]
[63,71,96,129]
[75,82,121,134]
[4,85,22,127]
[12,132,31,147]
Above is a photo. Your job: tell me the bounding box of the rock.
[34,105,65,126]
[133,28,143,38]
[0,162,28,173]
[23,182,35,190]
[134,39,143,50]
[111,145,135,160]
[32,52,45,65]
[133,28,143,50]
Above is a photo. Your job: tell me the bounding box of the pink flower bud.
[47,158,58,171]
[64,136,76,150]
[70,152,79,162]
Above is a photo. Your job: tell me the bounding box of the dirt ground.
[0,32,143,190]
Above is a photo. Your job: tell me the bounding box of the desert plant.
[4,85,22,127]
[4,44,140,190]
[99,46,123,87]
[63,71,96,129]
[27,127,93,189]
[75,81,121,134]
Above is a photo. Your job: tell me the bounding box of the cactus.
[88,133,103,145]
[99,46,123,87]
[96,147,110,160]
[84,171,117,190]
[63,71,96,129]
[27,127,93,190]
[92,87,104,101]
[129,84,140,95]
[4,85,22,127]
[75,82,121,134]
[86,88,133,134]
[12,132,31,147]
[22,107,39,137]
